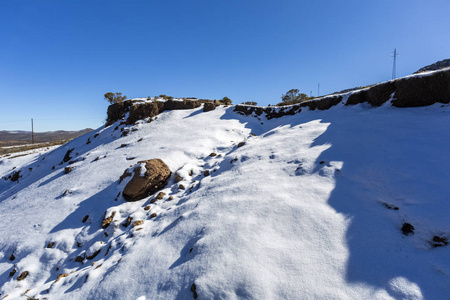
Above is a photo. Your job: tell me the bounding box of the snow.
[1,99,450,299]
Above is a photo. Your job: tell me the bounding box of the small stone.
[402,223,415,236]
[168,196,173,201]
[75,255,84,263]
[209,152,217,157]
[102,211,116,229]
[132,220,144,227]
[191,283,198,299]
[174,173,183,182]
[156,192,165,200]
[150,213,157,219]
[9,268,16,277]
[52,166,55,169]
[137,138,143,142]
[144,205,151,211]
[9,254,15,261]
[17,271,29,281]
[251,133,256,136]
[95,264,102,269]
[82,215,89,223]
[47,242,55,248]
[203,170,210,177]
[319,161,325,164]
[432,236,448,247]
[64,167,72,174]
[123,216,133,227]
[189,170,194,176]
[237,142,245,148]
[120,144,127,148]
[179,184,185,190]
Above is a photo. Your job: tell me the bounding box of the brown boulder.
[203,102,216,112]
[122,159,171,201]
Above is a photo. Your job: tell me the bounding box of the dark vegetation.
[104,92,127,104]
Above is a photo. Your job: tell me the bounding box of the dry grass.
[0,140,69,157]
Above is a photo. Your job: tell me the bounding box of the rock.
[9,268,17,277]
[123,216,133,227]
[75,255,84,263]
[102,211,116,229]
[120,144,127,148]
[414,58,450,74]
[237,142,245,148]
[122,159,172,201]
[55,273,69,282]
[168,196,173,201]
[63,149,74,163]
[383,202,399,210]
[119,170,132,183]
[203,170,210,177]
[402,223,415,235]
[10,171,21,182]
[86,249,101,260]
[174,173,183,182]
[179,184,185,190]
[9,254,15,261]
[47,242,55,248]
[203,102,216,112]
[82,215,89,223]
[64,167,72,174]
[144,205,151,211]
[150,213,157,219]
[132,220,144,227]
[191,283,198,299]
[432,236,448,248]
[156,192,165,200]
[17,271,29,281]
[209,152,217,157]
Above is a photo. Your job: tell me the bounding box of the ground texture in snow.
[1,101,450,300]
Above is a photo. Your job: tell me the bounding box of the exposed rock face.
[392,71,450,107]
[122,159,171,201]
[414,58,450,74]
[126,102,163,125]
[107,99,203,126]
[346,82,395,107]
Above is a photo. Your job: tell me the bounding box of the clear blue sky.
[1,0,450,131]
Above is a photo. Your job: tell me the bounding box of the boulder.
[203,102,216,112]
[122,159,171,201]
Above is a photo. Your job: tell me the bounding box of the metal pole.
[31,118,34,144]
[318,83,320,97]
[392,48,397,79]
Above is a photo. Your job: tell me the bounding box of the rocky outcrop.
[122,159,171,201]
[392,70,450,107]
[414,59,450,74]
[203,102,216,112]
[107,99,205,126]
[234,68,450,119]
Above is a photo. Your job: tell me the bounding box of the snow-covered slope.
[1,99,450,299]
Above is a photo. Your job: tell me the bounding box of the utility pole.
[31,118,34,144]
[392,48,399,79]
[318,83,320,97]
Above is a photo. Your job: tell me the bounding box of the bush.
[104,92,127,104]
[277,89,309,106]
[242,101,258,105]
[219,97,232,105]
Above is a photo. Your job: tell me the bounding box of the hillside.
[0,129,93,147]
[1,69,450,299]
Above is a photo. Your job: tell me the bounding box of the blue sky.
[1,0,450,131]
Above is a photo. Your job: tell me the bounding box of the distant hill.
[0,128,93,147]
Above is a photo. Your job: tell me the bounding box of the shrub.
[242,101,258,105]
[219,97,232,105]
[104,92,127,104]
[277,89,309,106]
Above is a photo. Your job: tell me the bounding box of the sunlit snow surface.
[1,102,450,299]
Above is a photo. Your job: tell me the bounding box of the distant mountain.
[414,58,450,74]
[0,129,93,147]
